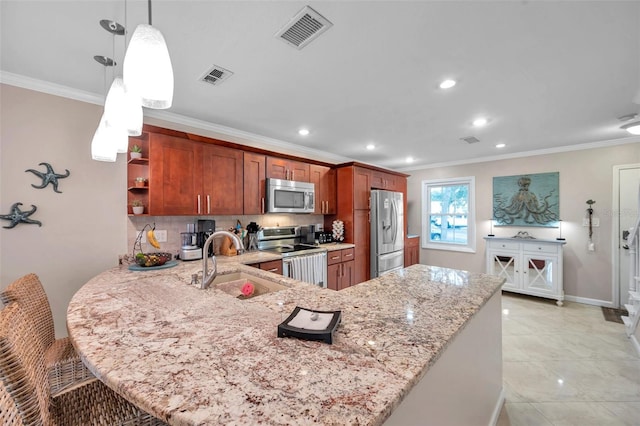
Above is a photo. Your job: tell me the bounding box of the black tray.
[277,306,341,344]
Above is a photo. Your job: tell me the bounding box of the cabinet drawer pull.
[344,253,352,258]
[330,255,340,260]
[267,268,279,272]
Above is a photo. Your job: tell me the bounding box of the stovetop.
[263,244,327,257]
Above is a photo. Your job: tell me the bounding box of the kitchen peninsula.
[67,259,505,425]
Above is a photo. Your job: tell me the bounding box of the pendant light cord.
[148,0,152,26]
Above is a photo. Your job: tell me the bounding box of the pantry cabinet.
[485,237,565,306]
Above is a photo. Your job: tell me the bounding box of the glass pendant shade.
[91,114,128,161]
[91,117,118,162]
[104,77,143,138]
[123,24,173,109]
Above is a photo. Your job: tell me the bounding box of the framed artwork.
[493,172,559,227]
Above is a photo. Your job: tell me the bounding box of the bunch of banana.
[147,228,161,249]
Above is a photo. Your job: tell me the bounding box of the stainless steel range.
[258,226,327,287]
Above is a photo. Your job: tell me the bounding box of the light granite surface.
[67,260,503,426]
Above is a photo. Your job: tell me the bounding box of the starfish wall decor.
[0,202,42,229]
[25,162,70,193]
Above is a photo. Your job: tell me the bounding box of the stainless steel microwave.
[266,178,315,213]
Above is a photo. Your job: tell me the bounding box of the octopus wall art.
[493,172,559,227]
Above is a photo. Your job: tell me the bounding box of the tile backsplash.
[127,214,325,256]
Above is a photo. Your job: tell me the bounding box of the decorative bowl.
[135,252,173,267]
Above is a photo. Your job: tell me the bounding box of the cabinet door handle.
[291,170,295,181]
[341,263,344,277]
[261,197,265,214]
[207,195,211,214]
[197,194,201,214]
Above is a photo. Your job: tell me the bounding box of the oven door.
[282,252,327,287]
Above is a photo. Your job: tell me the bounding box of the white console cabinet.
[484,237,566,306]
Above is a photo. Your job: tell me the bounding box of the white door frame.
[612,163,640,309]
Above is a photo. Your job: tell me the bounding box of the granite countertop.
[67,260,503,426]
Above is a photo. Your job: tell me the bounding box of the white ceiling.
[2,1,640,170]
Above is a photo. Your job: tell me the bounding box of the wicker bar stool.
[0,273,95,396]
[0,302,167,425]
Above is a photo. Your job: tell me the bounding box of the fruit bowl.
[135,252,173,267]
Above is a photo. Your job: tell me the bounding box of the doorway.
[613,164,640,308]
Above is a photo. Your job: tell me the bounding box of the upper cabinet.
[202,144,244,215]
[149,133,204,215]
[266,157,310,182]
[243,152,266,215]
[372,170,404,192]
[146,133,243,216]
[310,165,336,215]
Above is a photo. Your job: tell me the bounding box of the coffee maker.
[180,223,202,261]
[197,220,216,257]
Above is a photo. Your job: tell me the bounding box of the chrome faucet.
[201,231,245,289]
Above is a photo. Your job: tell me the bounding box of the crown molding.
[398,136,640,172]
[1,71,351,164]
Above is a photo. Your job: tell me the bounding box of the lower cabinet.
[485,237,565,306]
[247,260,282,275]
[405,236,420,267]
[327,248,355,291]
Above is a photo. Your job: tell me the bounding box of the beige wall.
[0,84,128,337]
[407,144,640,305]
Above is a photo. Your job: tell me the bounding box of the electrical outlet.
[583,218,600,227]
[154,230,167,242]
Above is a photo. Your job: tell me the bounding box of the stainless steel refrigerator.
[370,189,404,278]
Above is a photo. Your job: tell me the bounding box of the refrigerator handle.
[391,198,398,245]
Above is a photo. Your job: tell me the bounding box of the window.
[421,177,476,252]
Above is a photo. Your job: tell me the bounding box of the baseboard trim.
[489,387,506,426]
[564,295,614,308]
[630,335,640,357]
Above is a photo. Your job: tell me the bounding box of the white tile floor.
[497,293,640,426]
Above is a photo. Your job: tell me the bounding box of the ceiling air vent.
[275,6,333,50]
[200,65,234,86]
[460,136,480,144]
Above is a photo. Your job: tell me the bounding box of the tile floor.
[496,293,640,426]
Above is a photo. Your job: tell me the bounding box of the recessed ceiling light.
[496,143,506,148]
[366,144,375,150]
[298,128,310,136]
[439,79,456,89]
[406,156,414,163]
[473,118,488,127]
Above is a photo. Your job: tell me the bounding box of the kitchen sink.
[211,272,287,299]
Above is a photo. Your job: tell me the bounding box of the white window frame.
[421,176,476,253]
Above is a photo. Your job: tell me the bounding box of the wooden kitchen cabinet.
[266,157,310,182]
[243,152,266,215]
[310,164,336,214]
[405,236,420,267]
[248,259,283,275]
[202,144,243,215]
[327,248,356,290]
[147,133,243,215]
[148,133,204,215]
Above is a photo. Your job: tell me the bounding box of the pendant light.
[91,56,119,162]
[123,0,173,109]
[622,122,640,135]
[104,77,143,140]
